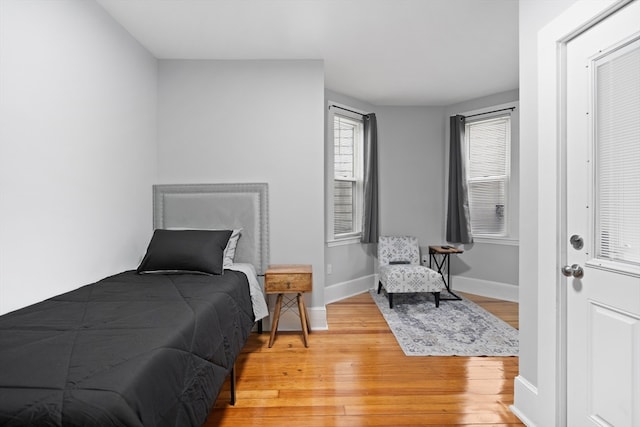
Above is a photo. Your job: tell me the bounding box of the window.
[465,114,511,237]
[594,40,640,267]
[329,107,364,241]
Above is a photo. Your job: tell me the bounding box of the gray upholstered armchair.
[377,235,444,309]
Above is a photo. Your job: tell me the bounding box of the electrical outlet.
[327,264,332,274]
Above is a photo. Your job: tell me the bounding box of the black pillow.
[137,229,232,275]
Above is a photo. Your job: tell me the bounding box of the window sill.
[327,236,362,247]
[470,236,519,246]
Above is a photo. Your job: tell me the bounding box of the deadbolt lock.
[570,234,584,250]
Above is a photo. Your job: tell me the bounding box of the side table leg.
[297,293,309,347]
[268,293,283,348]
[303,297,311,335]
[430,251,462,301]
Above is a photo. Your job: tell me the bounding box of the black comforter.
[0,270,254,426]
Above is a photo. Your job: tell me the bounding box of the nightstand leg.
[303,298,311,335]
[268,293,283,348]
[297,293,309,347]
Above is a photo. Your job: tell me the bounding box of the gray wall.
[0,0,158,315]
[323,93,447,299]
[157,60,326,310]
[323,90,377,299]
[377,106,447,251]
[324,90,523,300]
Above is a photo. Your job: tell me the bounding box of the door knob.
[561,264,584,278]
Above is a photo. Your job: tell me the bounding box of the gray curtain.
[446,115,473,243]
[361,113,379,243]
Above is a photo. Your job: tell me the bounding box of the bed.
[0,183,269,426]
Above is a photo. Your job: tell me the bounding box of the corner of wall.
[452,276,518,302]
[324,274,376,305]
[512,375,539,426]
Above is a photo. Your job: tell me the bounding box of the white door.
[565,1,640,426]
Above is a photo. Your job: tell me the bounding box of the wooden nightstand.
[265,264,312,348]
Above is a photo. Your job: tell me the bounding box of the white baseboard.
[324,274,376,305]
[266,305,328,331]
[511,375,539,427]
[451,276,518,302]
[322,273,518,303]
[308,306,328,330]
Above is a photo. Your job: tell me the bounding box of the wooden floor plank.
[206,291,523,426]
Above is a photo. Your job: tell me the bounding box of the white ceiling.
[96,0,519,106]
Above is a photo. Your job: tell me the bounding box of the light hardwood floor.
[207,291,523,426]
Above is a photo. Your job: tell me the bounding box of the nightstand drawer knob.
[287,282,291,289]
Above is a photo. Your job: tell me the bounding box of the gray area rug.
[370,289,519,356]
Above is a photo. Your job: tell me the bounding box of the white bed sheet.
[227,263,268,321]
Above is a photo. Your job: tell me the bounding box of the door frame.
[535,1,634,426]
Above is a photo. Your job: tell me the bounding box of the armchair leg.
[389,293,393,309]
[377,281,382,294]
[434,292,440,308]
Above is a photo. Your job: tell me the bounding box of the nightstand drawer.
[265,273,311,293]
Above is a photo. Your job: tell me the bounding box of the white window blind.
[595,41,640,266]
[465,115,511,236]
[333,114,363,236]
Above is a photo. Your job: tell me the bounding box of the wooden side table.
[265,264,312,348]
[428,246,464,301]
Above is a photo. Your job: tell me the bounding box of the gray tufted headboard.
[152,183,269,275]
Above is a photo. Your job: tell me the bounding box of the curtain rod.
[462,106,515,119]
[329,104,370,116]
